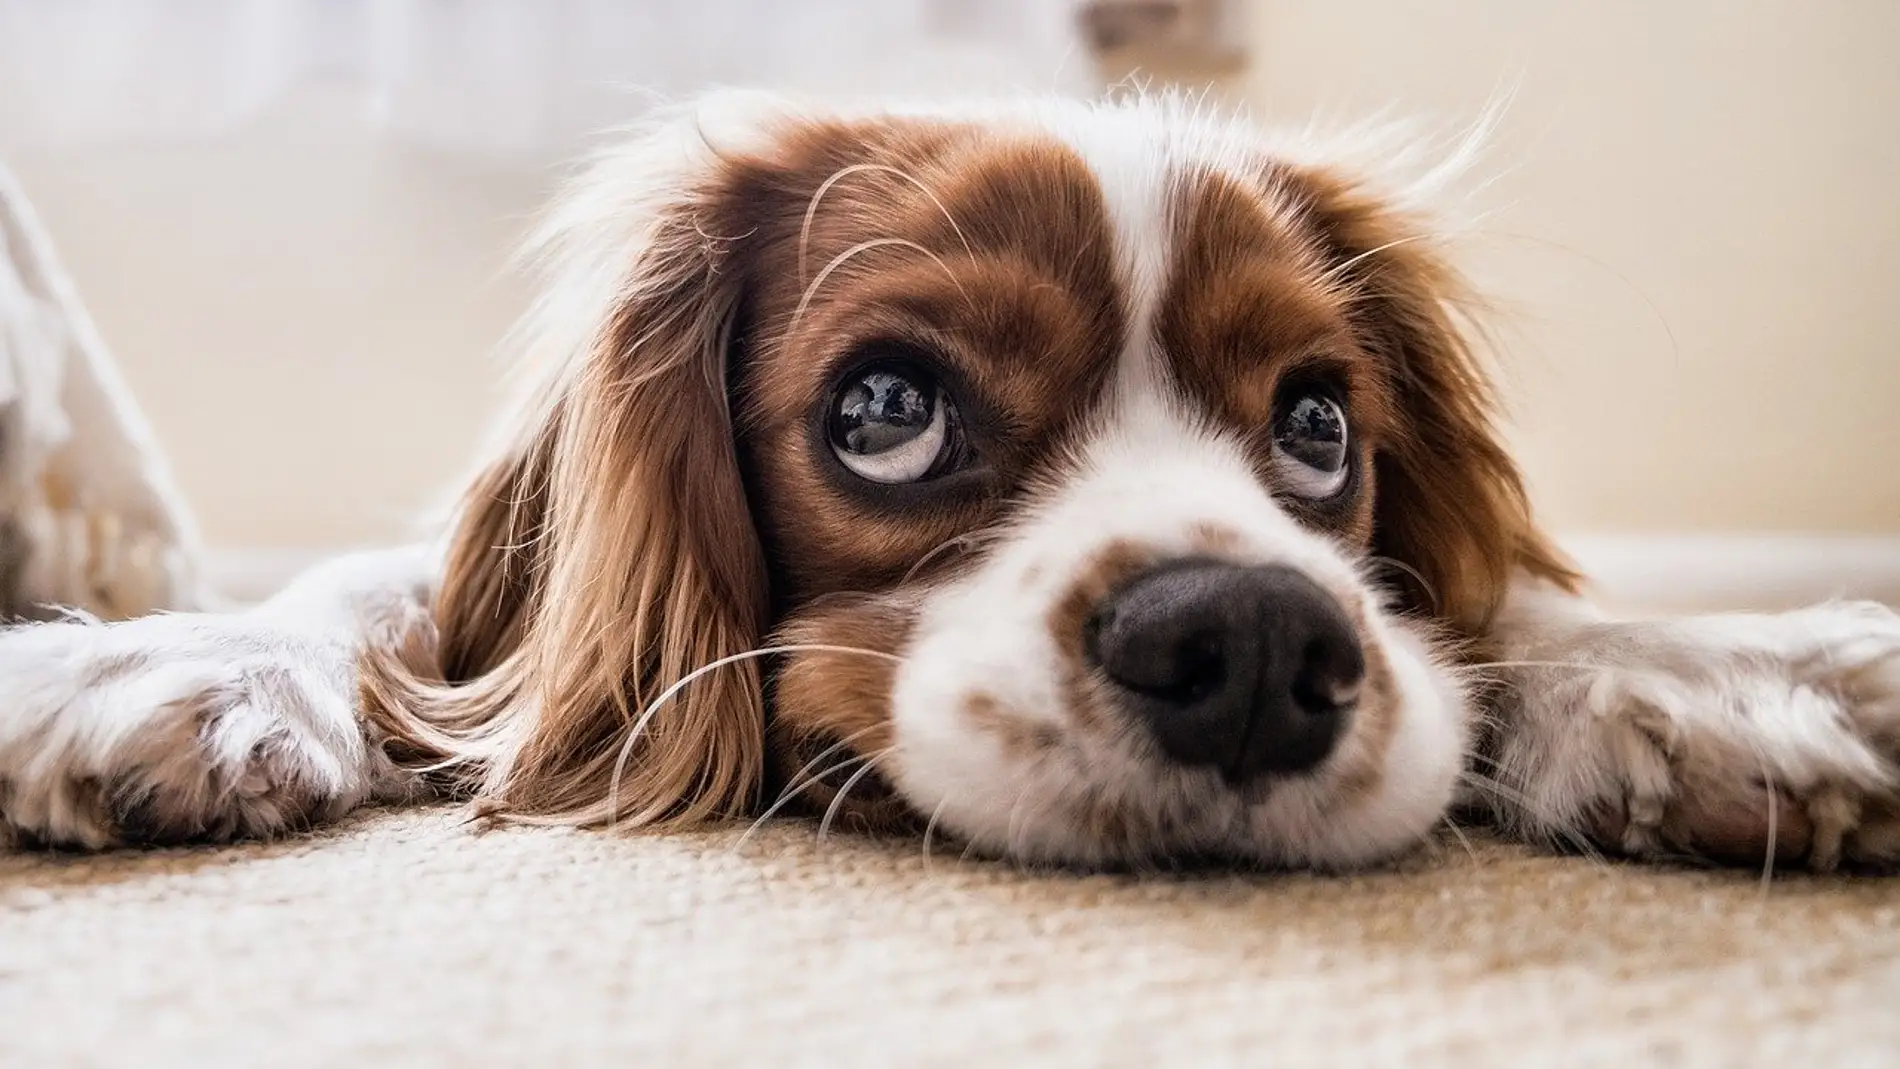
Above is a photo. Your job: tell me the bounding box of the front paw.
[0,616,389,849]
[1492,600,1900,871]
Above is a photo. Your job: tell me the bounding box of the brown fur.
[1281,167,1580,631]
[765,592,921,831]
[737,131,1125,603]
[361,119,782,826]
[357,101,1575,837]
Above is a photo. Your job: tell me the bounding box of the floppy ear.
[1295,168,1578,634]
[363,100,783,826]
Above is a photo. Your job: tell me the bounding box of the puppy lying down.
[3,92,1897,871]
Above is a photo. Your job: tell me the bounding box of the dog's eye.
[828,363,966,484]
[1271,390,1350,499]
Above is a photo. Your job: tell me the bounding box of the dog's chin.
[881,616,1470,872]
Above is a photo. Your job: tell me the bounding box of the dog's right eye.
[827,362,969,484]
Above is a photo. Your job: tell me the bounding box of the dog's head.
[374,92,1575,869]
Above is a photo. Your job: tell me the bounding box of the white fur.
[889,376,1468,868]
[1484,581,1900,869]
[0,547,433,848]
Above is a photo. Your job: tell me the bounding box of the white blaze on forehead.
[1031,106,1178,395]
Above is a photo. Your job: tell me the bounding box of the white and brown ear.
[362,94,799,828]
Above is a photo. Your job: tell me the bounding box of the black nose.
[1084,561,1365,782]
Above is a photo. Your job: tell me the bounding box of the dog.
[3,91,1897,870]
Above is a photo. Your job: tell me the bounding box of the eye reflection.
[827,362,966,484]
[1271,390,1349,500]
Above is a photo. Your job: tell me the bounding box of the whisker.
[786,237,969,342]
[1473,228,1682,370]
[818,753,891,843]
[921,796,954,874]
[896,535,972,584]
[741,752,873,850]
[902,532,987,584]
[1457,770,1610,865]
[607,643,902,829]
[773,726,887,804]
[957,826,987,865]
[1453,662,1613,707]
[799,163,976,286]
[1741,735,1781,892]
[1363,555,1440,615]
[1317,233,1435,289]
[1002,787,1042,872]
[1439,813,1479,864]
[1462,660,1612,673]
[730,724,889,855]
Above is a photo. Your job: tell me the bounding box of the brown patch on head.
[1158,168,1392,548]
[732,123,1127,607]
[720,118,1145,831]
[1275,165,1578,631]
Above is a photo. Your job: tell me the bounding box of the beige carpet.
[3,807,1896,1067]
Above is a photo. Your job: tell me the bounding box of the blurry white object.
[0,0,1093,160]
[0,164,205,617]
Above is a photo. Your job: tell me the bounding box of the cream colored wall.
[12,87,541,550]
[1237,1,1900,534]
[10,4,1898,551]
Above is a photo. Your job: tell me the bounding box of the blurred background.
[1,1,1895,602]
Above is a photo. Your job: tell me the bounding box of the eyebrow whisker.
[799,163,976,286]
[784,237,969,344]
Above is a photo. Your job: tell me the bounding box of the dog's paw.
[1489,600,1900,871]
[0,614,401,849]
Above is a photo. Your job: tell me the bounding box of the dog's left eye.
[828,363,967,484]
[1271,390,1350,499]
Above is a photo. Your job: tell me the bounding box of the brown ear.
[1295,169,1578,634]
[363,103,778,827]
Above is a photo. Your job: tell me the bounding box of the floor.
[4,807,1895,1067]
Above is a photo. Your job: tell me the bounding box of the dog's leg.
[0,545,439,848]
[1477,579,1900,870]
